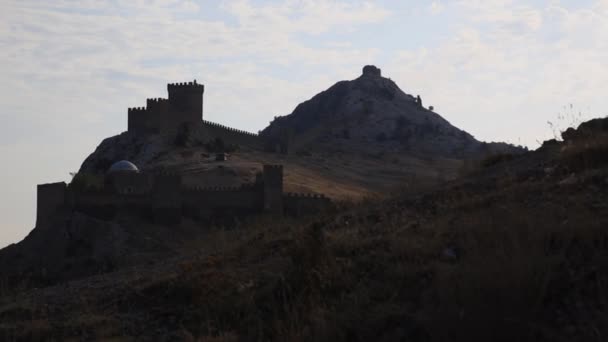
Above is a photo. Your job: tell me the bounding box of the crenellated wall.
[147,98,168,132]
[36,165,330,225]
[72,190,151,220]
[263,165,283,214]
[128,81,203,134]
[152,173,182,210]
[128,107,156,133]
[283,192,332,216]
[125,80,285,153]
[181,185,263,218]
[107,172,154,195]
[202,120,262,148]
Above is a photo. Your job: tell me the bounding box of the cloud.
[386,1,608,146]
[429,1,445,15]
[0,0,391,247]
[222,0,390,35]
[1,0,608,248]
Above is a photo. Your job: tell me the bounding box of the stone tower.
[263,165,283,214]
[167,80,205,131]
[362,65,382,77]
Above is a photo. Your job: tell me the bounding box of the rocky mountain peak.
[263,65,521,158]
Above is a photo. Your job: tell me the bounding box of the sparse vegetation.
[547,104,586,141]
[68,172,104,191]
[3,56,608,342]
[480,152,516,168]
[2,123,608,341]
[205,137,239,153]
[561,132,608,171]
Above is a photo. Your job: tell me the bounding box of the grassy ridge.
[1,127,608,341]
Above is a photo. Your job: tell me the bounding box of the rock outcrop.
[262,65,521,157]
[79,132,167,173]
[562,117,608,142]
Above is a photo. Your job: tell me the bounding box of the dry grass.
[2,131,608,341]
[561,132,608,171]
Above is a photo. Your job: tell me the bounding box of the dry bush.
[5,128,608,341]
[560,133,608,171]
[415,187,608,342]
[480,152,516,168]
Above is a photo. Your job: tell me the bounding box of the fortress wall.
[74,191,151,208]
[283,193,331,216]
[152,174,182,209]
[109,172,154,195]
[182,187,262,209]
[146,98,168,133]
[202,120,262,148]
[128,106,162,134]
[73,191,153,220]
[128,107,148,133]
[263,165,283,214]
[36,182,67,226]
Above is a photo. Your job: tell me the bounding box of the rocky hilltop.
[2,64,607,340]
[0,66,526,291]
[81,65,521,176]
[263,65,519,157]
[1,117,607,341]
[75,65,523,206]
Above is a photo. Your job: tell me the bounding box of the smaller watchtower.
[362,65,382,77]
[167,80,205,131]
[263,165,284,215]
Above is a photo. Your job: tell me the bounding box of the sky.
[1,0,607,248]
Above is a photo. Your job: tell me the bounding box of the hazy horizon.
[1,0,607,248]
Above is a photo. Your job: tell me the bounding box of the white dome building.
[108,160,139,173]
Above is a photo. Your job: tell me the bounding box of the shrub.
[205,137,239,153]
[560,132,608,171]
[69,173,104,192]
[480,153,516,168]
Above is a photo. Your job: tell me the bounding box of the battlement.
[202,120,258,137]
[183,185,248,192]
[167,81,205,91]
[37,163,331,224]
[128,106,154,133]
[285,192,327,199]
[147,98,168,104]
[153,169,181,177]
[123,80,270,153]
[128,107,147,114]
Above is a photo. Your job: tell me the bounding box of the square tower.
[167,80,205,131]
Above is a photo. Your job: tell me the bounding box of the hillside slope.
[262,65,519,158]
[77,66,522,207]
[1,118,607,341]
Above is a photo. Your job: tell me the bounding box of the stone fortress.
[127,80,283,151]
[36,80,329,225]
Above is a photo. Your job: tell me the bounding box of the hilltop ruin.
[126,80,289,153]
[36,80,331,225]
